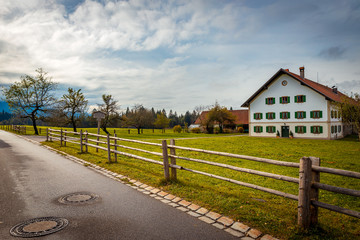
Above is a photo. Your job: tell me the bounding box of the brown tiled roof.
[194,109,248,125]
[241,68,347,107]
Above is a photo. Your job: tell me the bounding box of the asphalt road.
[0,130,236,240]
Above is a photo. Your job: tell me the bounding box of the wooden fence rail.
[47,128,360,229]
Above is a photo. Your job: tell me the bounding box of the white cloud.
[0,0,359,113]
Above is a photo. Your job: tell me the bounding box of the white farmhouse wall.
[249,73,337,139]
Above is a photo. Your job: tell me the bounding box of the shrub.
[237,126,244,133]
[191,127,201,133]
[173,125,182,133]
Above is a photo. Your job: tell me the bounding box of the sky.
[0,0,359,114]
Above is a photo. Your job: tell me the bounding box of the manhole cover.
[10,217,68,238]
[58,192,100,205]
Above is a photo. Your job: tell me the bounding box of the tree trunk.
[31,116,38,135]
[101,126,109,135]
[137,127,140,134]
[71,116,77,132]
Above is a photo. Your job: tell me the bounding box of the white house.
[241,67,349,139]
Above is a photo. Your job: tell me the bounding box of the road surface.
[0,130,237,239]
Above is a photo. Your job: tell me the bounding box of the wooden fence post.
[161,140,170,181]
[60,129,63,146]
[310,157,320,226]
[46,128,49,141]
[298,157,312,229]
[107,134,111,163]
[85,131,88,153]
[170,139,177,180]
[114,133,118,163]
[80,130,83,153]
[64,130,67,147]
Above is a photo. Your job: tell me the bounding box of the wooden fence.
[0,125,27,134]
[47,128,360,229]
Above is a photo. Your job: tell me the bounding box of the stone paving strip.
[18,134,280,240]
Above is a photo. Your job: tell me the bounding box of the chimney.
[332,86,338,94]
[299,66,305,78]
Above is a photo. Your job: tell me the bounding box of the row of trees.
[1,68,201,135]
[2,68,359,138]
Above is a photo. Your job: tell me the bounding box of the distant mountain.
[0,101,10,112]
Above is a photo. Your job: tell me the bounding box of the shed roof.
[194,109,248,125]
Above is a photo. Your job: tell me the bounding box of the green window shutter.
[260,113,263,119]
[254,126,256,132]
[319,111,323,118]
[294,96,297,103]
[310,111,314,118]
[287,112,290,119]
[320,126,323,133]
[311,126,314,133]
[265,98,268,104]
[295,112,298,118]
[287,96,290,103]
[295,126,298,133]
[280,97,282,103]
[273,98,275,104]
[304,126,306,133]
[272,113,275,119]
[303,112,306,119]
[260,126,263,132]
[254,113,256,119]
[280,112,282,119]
[272,126,276,132]
[266,126,269,132]
[266,113,269,119]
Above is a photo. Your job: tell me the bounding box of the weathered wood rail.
[47,128,360,229]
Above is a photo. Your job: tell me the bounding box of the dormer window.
[280,96,290,104]
[295,95,306,103]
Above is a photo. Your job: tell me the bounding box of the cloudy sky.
[1,0,359,113]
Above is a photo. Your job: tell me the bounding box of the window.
[266,126,276,133]
[280,96,290,104]
[266,112,275,120]
[334,111,338,118]
[310,110,323,119]
[338,125,341,132]
[280,112,290,119]
[295,111,306,119]
[265,97,275,105]
[295,126,306,134]
[294,95,306,103]
[311,126,323,134]
[331,126,335,134]
[254,113,263,120]
[254,126,263,133]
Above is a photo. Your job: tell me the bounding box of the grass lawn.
[5,126,359,239]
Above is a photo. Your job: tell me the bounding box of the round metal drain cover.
[58,192,99,205]
[10,217,68,238]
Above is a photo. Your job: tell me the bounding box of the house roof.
[241,68,348,107]
[194,109,249,125]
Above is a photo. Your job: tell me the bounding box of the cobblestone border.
[15,133,279,240]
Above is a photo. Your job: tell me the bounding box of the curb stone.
[17,133,280,240]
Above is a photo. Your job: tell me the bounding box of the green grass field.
[3,125,359,239]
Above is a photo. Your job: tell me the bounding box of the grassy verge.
[16,127,360,239]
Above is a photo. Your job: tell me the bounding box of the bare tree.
[98,94,119,134]
[59,88,88,132]
[2,68,57,135]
